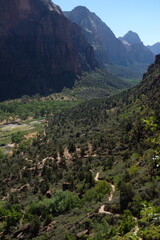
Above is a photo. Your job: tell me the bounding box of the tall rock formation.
[119,31,155,64]
[64,6,129,67]
[147,42,160,55]
[119,31,142,45]
[0,0,97,101]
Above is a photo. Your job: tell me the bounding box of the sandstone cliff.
[0,0,97,100]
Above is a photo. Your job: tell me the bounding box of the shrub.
[83,181,110,202]
[118,210,136,235]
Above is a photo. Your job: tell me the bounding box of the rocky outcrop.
[0,0,97,101]
[155,54,160,64]
[64,6,129,67]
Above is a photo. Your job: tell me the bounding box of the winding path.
[94,172,99,182]
[99,205,113,215]
[94,172,116,213]
[108,183,115,202]
[94,172,141,238]
[133,217,142,239]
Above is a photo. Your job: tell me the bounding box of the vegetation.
[0,93,81,122]
[0,58,160,239]
[63,69,131,99]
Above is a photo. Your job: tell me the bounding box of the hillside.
[0,52,160,240]
[62,69,131,99]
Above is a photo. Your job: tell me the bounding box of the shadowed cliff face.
[0,0,97,100]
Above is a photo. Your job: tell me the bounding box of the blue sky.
[53,0,160,46]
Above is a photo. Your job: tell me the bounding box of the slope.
[0,55,160,239]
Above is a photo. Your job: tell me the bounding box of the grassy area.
[0,119,44,145]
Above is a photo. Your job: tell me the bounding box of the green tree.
[118,210,136,235]
[11,131,23,144]
[120,182,134,211]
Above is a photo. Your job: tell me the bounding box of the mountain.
[119,30,142,45]
[0,0,97,101]
[64,6,129,66]
[119,31,155,64]
[64,7,155,80]
[147,42,160,55]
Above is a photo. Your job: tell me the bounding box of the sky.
[53,0,160,46]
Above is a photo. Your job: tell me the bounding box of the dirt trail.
[98,205,113,215]
[95,172,141,238]
[108,183,115,201]
[94,172,99,182]
[133,217,142,239]
[94,172,115,202]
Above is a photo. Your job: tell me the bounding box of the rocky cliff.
[64,6,129,67]
[0,0,97,100]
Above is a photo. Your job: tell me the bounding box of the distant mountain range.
[64,6,129,67]
[64,7,155,70]
[147,42,160,55]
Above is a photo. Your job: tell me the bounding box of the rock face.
[64,6,129,66]
[0,0,97,101]
[147,42,160,55]
[119,31,155,64]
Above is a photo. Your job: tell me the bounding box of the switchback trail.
[95,172,141,239]
[94,172,115,203]
[94,172,99,182]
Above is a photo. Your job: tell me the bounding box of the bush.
[118,210,136,235]
[83,181,110,202]
[28,190,80,218]
[139,225,160,240]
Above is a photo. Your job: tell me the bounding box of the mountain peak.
[147,42,160,55]
[122,31,142,44]
[72,5,90,12]
[64,6,93,24]
[64,6,129,66]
